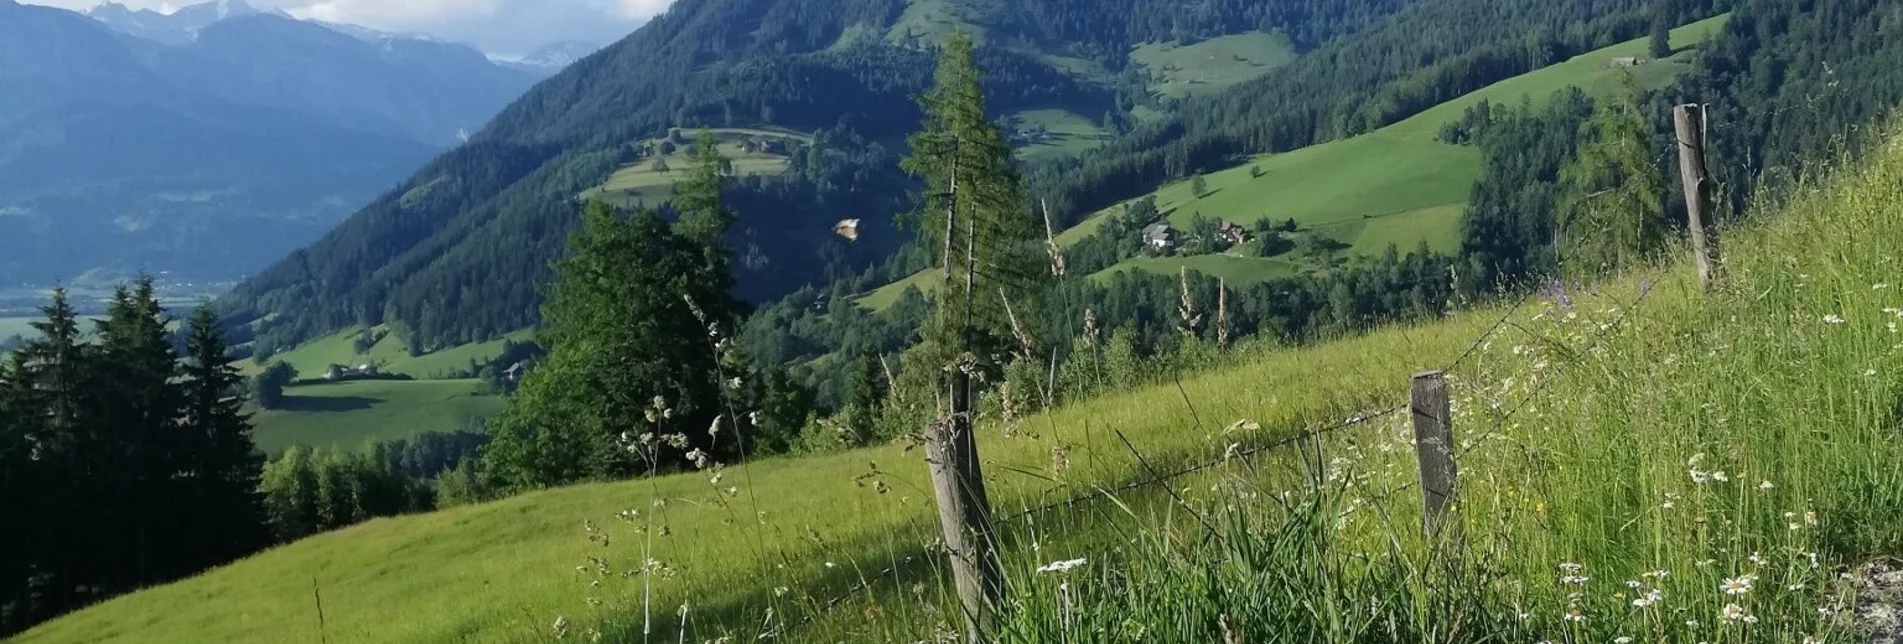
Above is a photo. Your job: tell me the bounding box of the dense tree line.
[0,282,263,635]
[257,431,487,542]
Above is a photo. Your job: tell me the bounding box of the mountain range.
[0,0,542,284]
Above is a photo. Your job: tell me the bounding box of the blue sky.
[24,0,673,56]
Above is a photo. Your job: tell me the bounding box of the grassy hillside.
[857,15,1729,313]
[580,129,812,209]
[1130,31,1298,98]
[1006,108,1111,162]
[247,328,532,380]
[29,113,1903,642]
[1069,15,1728,277]
[249,380,503,454]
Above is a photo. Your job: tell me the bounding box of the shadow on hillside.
[275,395,379,413]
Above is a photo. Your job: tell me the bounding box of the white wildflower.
[1721,573,1756,596]
[1749,552,1766,566]
[1712,470,1730,483]
[1720,603,1746,622]
[1824,314,1846,325]
[1614,637,1633,644]
[1037,558,1087,574]
[1759,480,1775,490]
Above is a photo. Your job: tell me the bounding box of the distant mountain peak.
[85,0,287,44]
[496,39,601,74]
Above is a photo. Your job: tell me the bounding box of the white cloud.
[614,0,671,20]
[291,0,508,26]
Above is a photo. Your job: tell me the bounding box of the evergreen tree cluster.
[482,132,759,491]
[0,282,264,635]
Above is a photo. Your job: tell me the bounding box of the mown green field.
[1008,108,1111,162]
[581,129,811,209]
[247,328,532,379]
[1130,31,1298,98]
[249,379,505,454]
[30,114,1903,641]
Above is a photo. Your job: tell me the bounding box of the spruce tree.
[900,32,1045,377]
[1649,2,1674,60]
[179,305,266,566]
[13,289,96,611]
[93,277,184,583]
[0,348,41,632]
[1557,72,1665,277]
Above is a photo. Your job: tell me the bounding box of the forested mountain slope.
[222,0,1697,354]
[0,1,537,284]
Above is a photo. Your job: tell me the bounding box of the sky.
[22,0,676,57]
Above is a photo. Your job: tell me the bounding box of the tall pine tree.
[900,31,1045,383]
[92,277,184,584]
[179,304,266,568]
[1557,72,1666,277]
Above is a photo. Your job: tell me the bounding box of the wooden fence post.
[1674,104,1719,293]
[1411,371,1458,539]
[926,368,1001,643]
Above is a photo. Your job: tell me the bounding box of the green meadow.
[249,379,504,454]
[1130,31,1298,98]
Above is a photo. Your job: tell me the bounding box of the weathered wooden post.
[1411,371,1458,539]
[926,367,1001,643]
[1674,104,1720,293]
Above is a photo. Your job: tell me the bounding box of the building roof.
[1143,222,1174,236]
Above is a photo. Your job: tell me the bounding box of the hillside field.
[249,379,503,454]
[27,111,1903,641]
[858,15,1729,313]
[580,128,812,209]
[1129,31,1298,98]
[246,328,532,380]
[1065,15,1728,280]
[1007,108,1111,162]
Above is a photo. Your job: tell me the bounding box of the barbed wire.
[994,284,1537,525]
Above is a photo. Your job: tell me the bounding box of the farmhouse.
[1143,223,1178,252]
[1218,220,1250,246]
[323,363,381,381]
[1609,56,1647,67]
